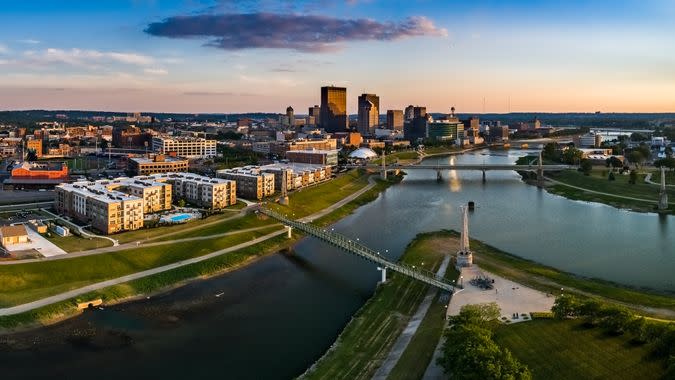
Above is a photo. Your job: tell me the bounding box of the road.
[0,229,287,316]
[0,173,377,316]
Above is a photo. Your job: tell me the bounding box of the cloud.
[0,44,8,54]
[18,39,41,44]
[145,13,447,52]
[182,91,259,97]
[144,68,169,75]
[23,48,154,68]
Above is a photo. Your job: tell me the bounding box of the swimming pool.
[169,214,192,222]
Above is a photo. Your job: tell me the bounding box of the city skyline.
[1,0,675,113]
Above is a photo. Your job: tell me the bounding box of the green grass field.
[0,225,283,307]
[493,319,665,380]
[0,233,293,329]
[268,169,370,218]
[302,232,455,380]
[546,168,675,212]
[46,234,113,252]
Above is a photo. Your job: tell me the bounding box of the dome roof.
[349,147,378,159]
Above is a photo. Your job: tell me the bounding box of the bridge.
[258,208,456,292]
[347,151,571,186]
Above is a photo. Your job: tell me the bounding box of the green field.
[46,234,113,252]
[0,225,283,307]
[0,233,293,329]
[650,169,675,184]
[546,169,675,213]
[494,319,665,380]
[302,232,456,380]
[268,169,370,218]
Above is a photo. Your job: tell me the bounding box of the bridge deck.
[344,164,570,171]
[259,208,455,292]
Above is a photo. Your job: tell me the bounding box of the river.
[1,149,672,379]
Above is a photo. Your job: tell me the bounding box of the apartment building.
[216,167,275,200]
[128,154,189,176]
[150,173,236,209]
[55,182,145,234]
[260,163,332,191]
[152,136,217,159]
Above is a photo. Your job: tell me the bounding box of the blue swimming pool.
[169,214,192,222]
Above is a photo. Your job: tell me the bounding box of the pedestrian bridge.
[257,208,456,292]
[343,163,571,171]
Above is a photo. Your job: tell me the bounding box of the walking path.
[41,209,119,246]
[645,172,675,187]
[421,265,555,379]
[545,176,673,204]
[299,176,376,223]
[372,254,451,380]
[0,229,287,316]
[0,174,377,316]
[0,224,278,265]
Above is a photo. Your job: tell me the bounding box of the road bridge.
[258,208,456,292]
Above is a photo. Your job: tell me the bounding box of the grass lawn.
[458,231,675,315]
[268,169,370,218]
[0,233,294,329]
[154,213,276,241]
[546,168,675,213]
[372,150,420,165]
[387,268,460,380]
[493,319,665,380]
[0,225,283,307]
[302,232,455,380]
[46,234,113,252]
[113,209,244,244]
[650,168,675,184]
[423,146,461,155]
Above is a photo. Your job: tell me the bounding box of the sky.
[1,0,675,114]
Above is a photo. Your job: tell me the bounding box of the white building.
[152,136,217,159]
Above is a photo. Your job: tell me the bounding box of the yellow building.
[0,225,29,247]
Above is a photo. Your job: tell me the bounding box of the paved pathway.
[0,224,278,265]
[299,175,376,223]
[545,176,673,204]
[0,229,286,316]
[372,254,451,380]
[645,172,674,187]
[41,208,119,246]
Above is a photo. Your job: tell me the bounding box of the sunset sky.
[1,0,674,114]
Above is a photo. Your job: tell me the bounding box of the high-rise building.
[285,106,294,127]
[308,105,320,125]
[404,105,415,120]
[386,110,404,131]
[413,106,427,119]
[357,93,380,136]
[320,86,347,132]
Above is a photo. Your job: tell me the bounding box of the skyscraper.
[285,106,294,127]
[404,105,415,120]
[357,93,380,136]
[386,110,404,131]
[320,86,347,132]
[308,105,320,126]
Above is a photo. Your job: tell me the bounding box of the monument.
[658,166,668,211]
[455,206,473,269]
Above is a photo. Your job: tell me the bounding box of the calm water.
[1,149,673,379]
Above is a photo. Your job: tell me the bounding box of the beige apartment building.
[128,154,189,176]
[216,167,275,200]
[150,173,236,209]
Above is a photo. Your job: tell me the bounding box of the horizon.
[1,0,675,113]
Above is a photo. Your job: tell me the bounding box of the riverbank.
[301,231,459,380]
[457,230,675,318]
[516,155,675,213]
[0,170,404,332]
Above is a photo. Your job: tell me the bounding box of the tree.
[608,171,615,181]
[630,132,648,141]
[579,159,592,175]
[542,142,557,160]
[629,170,638,185]
[628,151,644,168]
[449,302,501,328]
[561,148,583,165]
[26,148,38,161]
[177,198,186,207]
[605,156,623,169]
[552,294,581,318]
[654,157,675,170]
